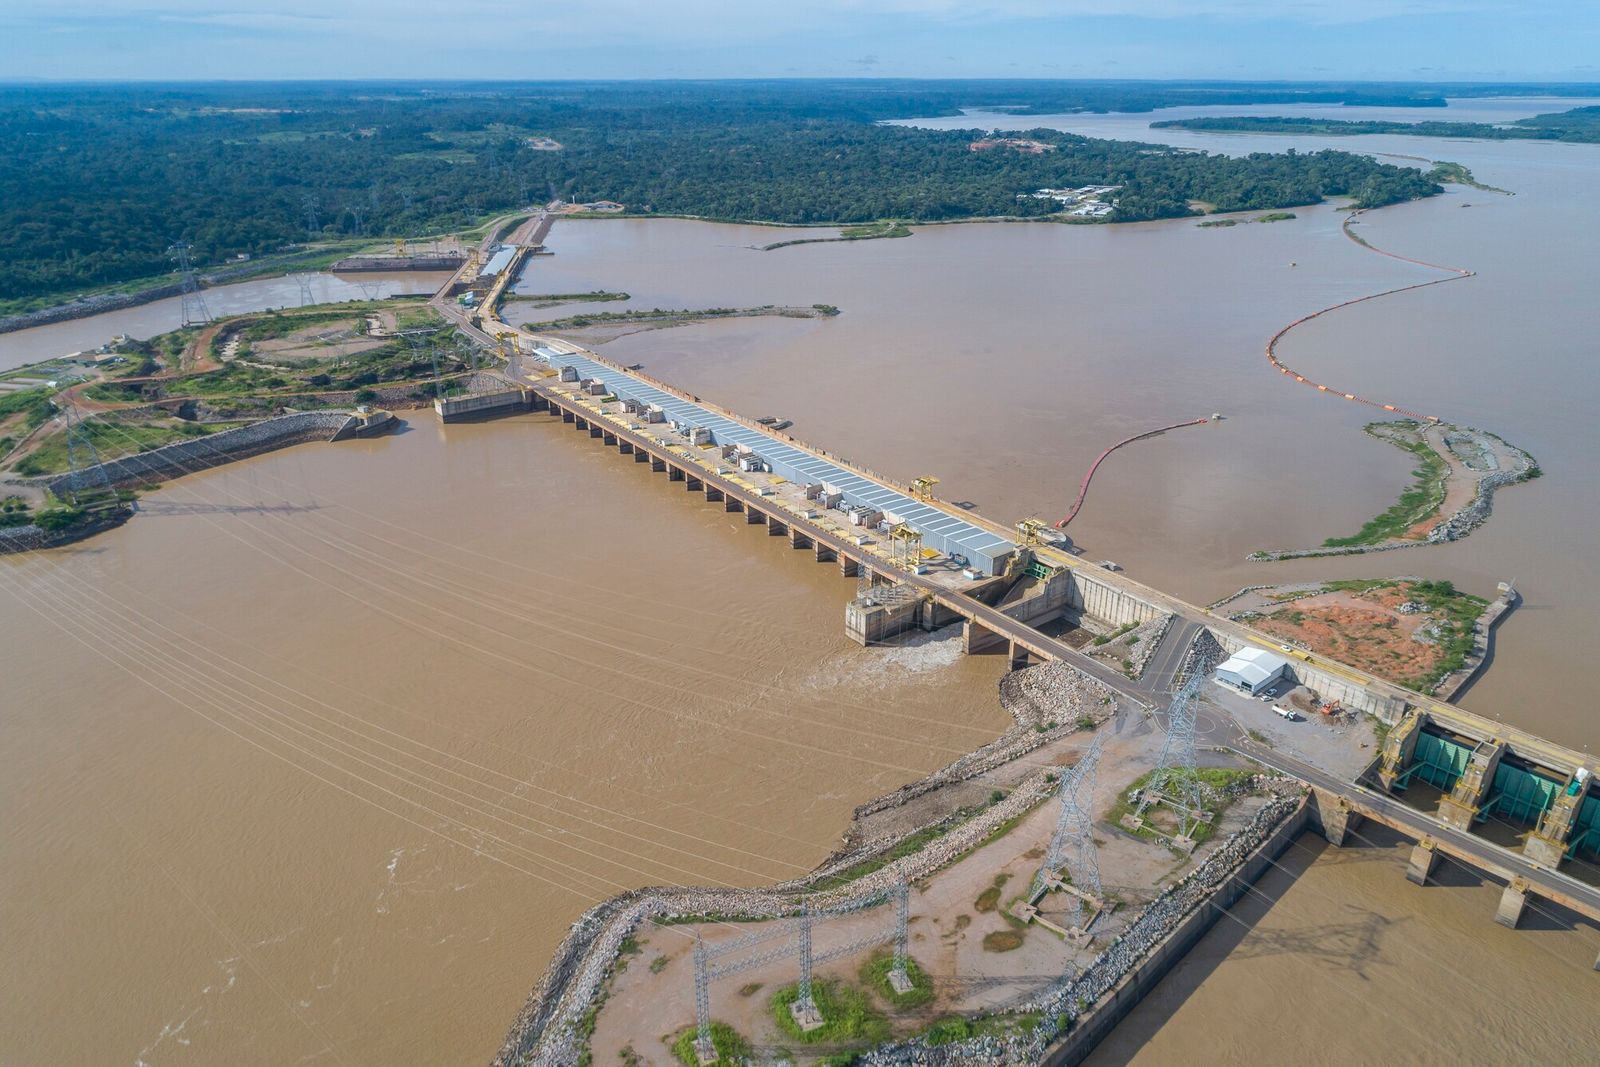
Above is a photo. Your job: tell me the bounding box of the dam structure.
[428,236,1600,965]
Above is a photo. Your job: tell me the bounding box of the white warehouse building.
[1214,647,1292,696]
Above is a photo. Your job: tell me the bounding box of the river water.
[0,271,451,372]
[3,100,1598,1063]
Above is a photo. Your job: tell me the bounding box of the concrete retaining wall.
[1070,570,1164,629]
[1041,797,1309,1066]
[435,390,532,421]
[40,411,357,495]
[1211,628,1408,723]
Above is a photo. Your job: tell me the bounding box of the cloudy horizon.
[2,1,1597,82]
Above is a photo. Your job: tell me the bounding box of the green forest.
[0,80,1466,309]
[1152,105,1600,142]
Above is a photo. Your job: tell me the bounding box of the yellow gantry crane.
[494,331,518,361]
[909,475,940,501]
[888,524,923,566]
[1016,517,1049,546]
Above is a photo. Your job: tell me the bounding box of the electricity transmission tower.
[1033,731,1106,928]
[1130,671,1210,842]
[60,405,111,505]
[295,274,316,307]
[168,241,212,326]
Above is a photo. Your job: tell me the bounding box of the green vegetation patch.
[770,979,889,1045]
[923,1011,1042,1047]
[1255,211,1297,222]
[981,929,1025,952]
[11,418,231,477]
[0,387,56,433]
[670,1021,751,1067]
[859,949,934,1010]
[1323,423,1448,547]
[3,83,1448,311]
[1107,767,1256,848]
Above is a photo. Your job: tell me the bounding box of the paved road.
[443,249,1600,922]
[1238,738,1600,921]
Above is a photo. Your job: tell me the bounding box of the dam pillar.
[839,556,859,577]
[814,542,835,563]
[1312,789,1361,847]
[963,618,1007,655]
[1495,877,1531,929]
[562,409,574,423]
[1008,641,1030,670]
[846,594,921,646]
[745,507,766,525]
[1524,772,1591,869]
[603,430,617,445]
[651,457,666,473]
[704,485,723,502]
[1406,838,1440,886]
[686,474,703,491]
[1376,712,1423,793]
[668,465,685,482]
[1437,739,1504,832]
[633,448,648,463]
[790,528,812,550]
[618,440,634,455]
[768,518,788,537]
[725,498,743,513]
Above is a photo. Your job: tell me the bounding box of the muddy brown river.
[3,101,1598,1063]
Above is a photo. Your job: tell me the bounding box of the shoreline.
[490,632,1320,1067]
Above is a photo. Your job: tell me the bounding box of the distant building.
[1214,647,1292,695]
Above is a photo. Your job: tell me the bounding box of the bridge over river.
[429,222,1600,965]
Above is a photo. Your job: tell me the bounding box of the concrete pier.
[1495,878,1530,928]
[1311,789,1360,847]
[1406,838,1440,886]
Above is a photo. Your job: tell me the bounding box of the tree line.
[0,81,1451,307]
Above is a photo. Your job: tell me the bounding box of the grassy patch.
[859,950,934,1010]
[670,1022,751,1067]
[770,979,889,1045]
[1255,211,1297,222]
[1106,767,1255,848]
[10,418,233,477]
[1324,423,1448,547]
[922,1010,1042,1047]
[981,929,1024,952]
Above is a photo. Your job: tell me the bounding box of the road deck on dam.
[429,218,1600,939]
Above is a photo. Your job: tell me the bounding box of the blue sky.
[3,1,1597,82]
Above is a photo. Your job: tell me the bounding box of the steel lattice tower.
[168,241,212,326]
[1132,671,1208,838]
[691,934,713,1061]
[796,902,816,1015]
[295,274,316,307]
[61,405,111,505]
[891,877,910,986]
[1034,731,1105,925]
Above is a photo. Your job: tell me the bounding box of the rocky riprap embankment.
[1080,613,1173,680]
[493,768,1065,1067]
[1179,626,1226,684]
[848,662,1114,823]
[850,785,1305,1067]
[22,411,360,497]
